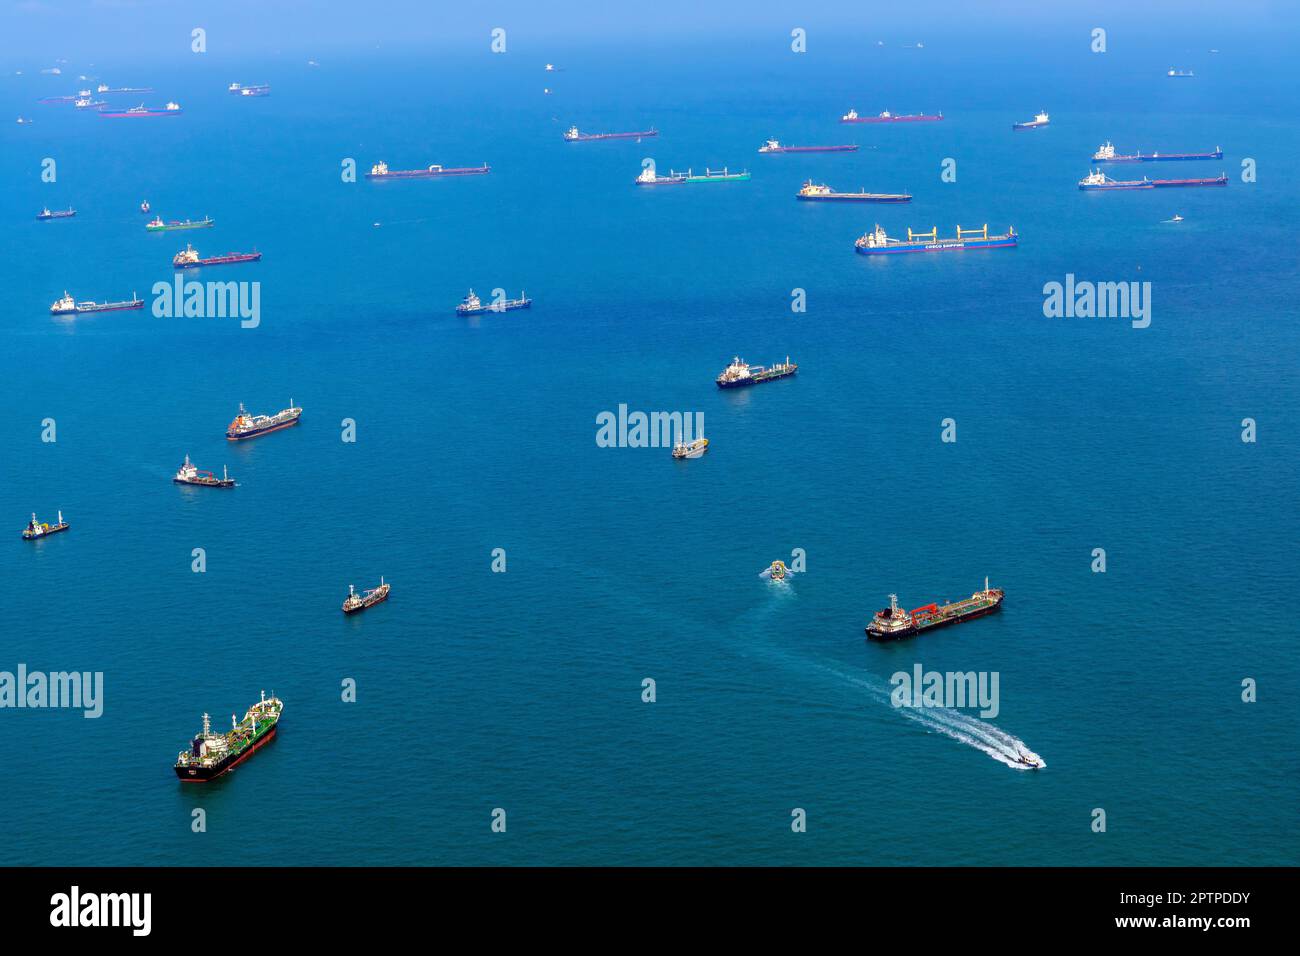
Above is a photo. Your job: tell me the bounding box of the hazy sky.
[0,0,1290,63]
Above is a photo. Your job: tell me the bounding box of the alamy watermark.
[891,663,999,718]
[1043,273,1151,329]
[152,277,260,328]
[0,664,103,718]
[596,405,704,447]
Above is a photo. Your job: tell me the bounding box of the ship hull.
[457,302,531,315]
[566,131,658,142]
[1151,176,1228,188]
[175,254,261,269]
[798,194,911,202]
[22,525,69,540]
[147,221,213,232]
[866,597,1003,641]
[843,115,941,124]
[1078,183,1153,191]
[174,478,235,488]
[717,369,797,388]
[226,415,301,441]
[1012,121,1048,130]
[1096,152,1222,163]
[365,167,490,179]
[762,145,859,153]
[856,236,1018,255]
[175,725,277,782]
[342,593,390,614]
[98,110,182,118]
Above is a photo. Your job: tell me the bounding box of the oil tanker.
[174,692,282,782]
[716,356,797,388]
[1092,141,1223,163]
[173,455,235,488]
[797,181,911,202]
[365,161,490,179]
[49,292,143,315]
[36,207,76,220]
[866,579,1003,640]
[564,125,658,142]
[21,511,69,540]
[342,578,391,614]
[456,289,531,315]
[841,109,942,123]
[1078,170,1152,191]
[759,139,859,153]
[226,401,302,441]
[855,223,1017,255]
[173,244,261,268]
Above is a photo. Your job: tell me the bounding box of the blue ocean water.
[1,23,1297,866]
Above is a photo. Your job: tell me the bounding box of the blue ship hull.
[856,236,1018,255]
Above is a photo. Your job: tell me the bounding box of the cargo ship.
[671,437,709,459]
[865,579,1003,641]
[1012,110,1050,130]
[365,161,490,179]
[228,82,269,94]
[1092,141,1223,163]
[174,691,282,782]
[21,511,69,540]
[49,292,144,315]
[456,289,531,315]
[563,125,658,142]
[98,84,153,94]
[841,109,942,123]
[226,401,302,441]
[797,181,911,202]
[1078,170,1153,191]
[98,102,182,117]
[758,139,859,153]
[1167,68,1194,77]
[855,223,1017,255]
[36,207,76,220]
[173,455,235,488]
[146,215,213,232]
[1152,173,1228,188]
[716,356,798,388]
[73,97,107,110]
[173,244,261,268]
[342,577,391,614]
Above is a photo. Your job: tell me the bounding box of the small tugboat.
[1164,214,1185,223]
[140,199,151,214]
[174,691,283,782]
[36,207,76,220]
[173,455,235,487]
[342,577,391,614]
[761,560,788,581]
[1012,110,1050,130]
[716,356,798,388]
[865,578,1003,641]
[671,437,709,460]
[455,288,532,315]
[22,511,69,540]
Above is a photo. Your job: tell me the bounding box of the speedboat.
[762,561,788,581]
[1014,748,1044,770]
[1165,214,1184,223]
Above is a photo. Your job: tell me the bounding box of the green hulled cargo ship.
[174,690,282,781]
[146,215,214,232]
[684,167,749,183]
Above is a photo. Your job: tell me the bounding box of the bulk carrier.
[866,579,1003,640]
[366,161,490,179]
[226,401,302,441]
[174,691,282,782]
[564,125,658,142]
[146,216,213,232]
[716,356,797,388]
[759,139,858,153]
[1079,169,1227,190]
[1092,141,1223,163]
[36,207,76,220]
[797,181,911,202]
[98,102,182,117]
[855,223,1017,255]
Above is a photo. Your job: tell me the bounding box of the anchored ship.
[1092,141,1223,163]
[73,97,107,110]
[49,292,143,315]
[635,167,687,186]
[841,109,942,123]
[456,289,531,315]
[342,577,391,614]
[797,181,911,202]
[98,102,182,117]
[716,356,797,389]
[173,455,235,488]
[1152,173,1228,188]
[146,215,213,231]
[228,82,270,95]
[672,437,709,459]
[564,125,658,142]
[98,84,153,94]
[866,579,1004,641]
[21,511,69,540]
[226,401,302,441]
[1078,169,1152,190]
[1167,68,1194,77]
[1013,110,1050,130]
[173,244,261,268]
[365,161,490,179]
[174,691,282,782]
[759,139,859,153]
[36,207,76,220]
[855,223,1017,255]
